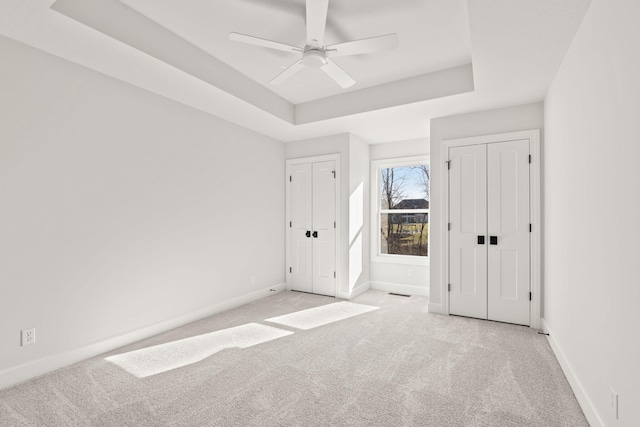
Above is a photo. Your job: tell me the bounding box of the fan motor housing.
[303,49,326,68]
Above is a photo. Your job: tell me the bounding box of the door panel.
[498,250,518,299]
[449,145,488,319]
[290,163,313,293]
[487,140,530,325]
[312,161,336,296]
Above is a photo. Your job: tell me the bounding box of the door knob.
[312,231,318,238]
[477,236,485,245]
[305,230,311,238]
[490,236,498,245]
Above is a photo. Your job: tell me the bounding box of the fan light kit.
[229,0,398,88]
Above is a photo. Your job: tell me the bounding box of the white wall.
[0,37,285,388]
[429,103,544,312]
[348,135,370,296]
[369,139,430,296]
[543,0,640,425]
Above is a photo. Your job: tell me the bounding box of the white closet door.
[311,160,336,296]
[449,145,488,319]
[487,140,530,325]
[290,163,313,293]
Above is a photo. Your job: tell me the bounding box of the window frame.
[370,155,430,266]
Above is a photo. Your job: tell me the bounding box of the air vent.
[388,292,411,298]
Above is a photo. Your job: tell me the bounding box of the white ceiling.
[119,0,473,104]
[0,0,591,143]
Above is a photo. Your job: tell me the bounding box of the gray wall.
[543,0,640,424]
[0,37,285,387]
[348,135,371,295]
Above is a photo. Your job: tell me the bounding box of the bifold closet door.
[311,161,336,296]
[448,144,488,320]
[449,140,530,325]
[290,163,313,293]
[487,140,530,325]
[289,160,336,297]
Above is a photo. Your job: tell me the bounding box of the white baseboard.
[348,281,371,299]
[427,302,442,314]
[370,281,429,297]
[0,283,286,391]
[541,318,604,427]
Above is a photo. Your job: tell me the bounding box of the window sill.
[371,255,429,266]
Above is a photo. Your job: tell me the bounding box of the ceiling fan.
[229,0,398,88]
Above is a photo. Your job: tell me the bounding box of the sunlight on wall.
[105,323,292,378]
[349,182,364,243]
[349,182,365,292]
[265,302,379,330]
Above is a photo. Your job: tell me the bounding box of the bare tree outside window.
[379,164,429,257]
[380,168,406,209]
[417,164,430,201]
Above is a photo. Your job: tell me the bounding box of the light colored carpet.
[265,301,379,330]
[106,323,294,378]
[0,290,588,426]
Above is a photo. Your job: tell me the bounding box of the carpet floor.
[0,290,588,426]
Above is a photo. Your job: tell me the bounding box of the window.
[371,156,429,264]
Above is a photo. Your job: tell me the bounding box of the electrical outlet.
[408,268,414,278]
[251,275,256,284]
[21,328,35,346]
[610,388,618,419]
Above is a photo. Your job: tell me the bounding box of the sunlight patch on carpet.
[265,302,379,330]
[105,323,292,378]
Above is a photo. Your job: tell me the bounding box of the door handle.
[490,236,498,245]
[312,231,318,238]
[477,236,485,245]
[305,230,311,238]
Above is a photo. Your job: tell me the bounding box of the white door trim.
[441,130,541,329]
[286,154,341,297]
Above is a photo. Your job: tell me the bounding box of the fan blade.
[306,0,329,46]
[326,33,398,57]
[270,59,305,84]
[322,59,355,88]
[229,32,303,53]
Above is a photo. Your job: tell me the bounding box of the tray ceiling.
[0,0,592,143]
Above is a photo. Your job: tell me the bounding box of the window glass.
[378,164,429,257]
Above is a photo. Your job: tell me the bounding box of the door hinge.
[529,223,532,232]
[448,284,451,292]
[290,221,292,228]
[528,155,532,164]
[332,170,336,178]
[448,223,451,231]
[446,160,451,170]
[289,175,292,182]
[334,271,336,278]
[289,267,292,273]
[334,221,336,229]
[529,292,532,301]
